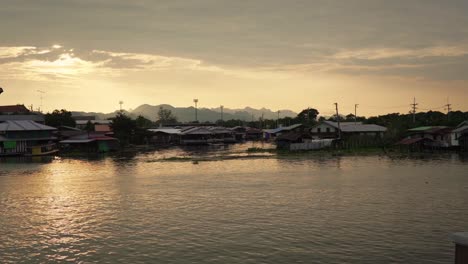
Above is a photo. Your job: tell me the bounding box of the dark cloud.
[1,0,467,80]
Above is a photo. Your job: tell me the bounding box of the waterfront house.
[179,127,213,145]
[207,127,236,143]
[75,119,112,133]
[395,137,435,152]
[460,132,468,152]
[451,121,468,148]
[275,132,312,149]
[263,124,303,140]
[311,121,387,138]
[59,133,119,153]
[246,127,263,140]
[310,121,387,147]
[231,126,247,141]
[0,105,31,115]
[147,128,182,145]
[0,120,57,156]
[405,126,452,148]
[231,126,263,141]
[0,104,45,123]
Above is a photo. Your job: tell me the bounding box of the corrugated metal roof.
[0,115,44,122]
[396,137,434,145]
[76,120,112,125]
[0,120,57,131]
[180,127,213,135]
[319,121,386,132]
[453,126,468,133]
[323,121,363,128]
[148,128,182,134]
[408,126,450,134]
[60,139,95,144]
[341,124,387,132]
[207,127,232,134]
[264,123,303,134]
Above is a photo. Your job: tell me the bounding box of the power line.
[411,97,418,123]
[354,104,359,124]
[445,98,452,121]
[334,103,341,139]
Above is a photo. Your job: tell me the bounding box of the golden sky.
[0,0,467,116]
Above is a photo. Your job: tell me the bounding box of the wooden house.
[451,121,468,148]
[263,124,303,140]
[311,121,387,147]
[405,126,452,148]
[0,120,58,156]
[59,133,119,153]
[147,128,182,145]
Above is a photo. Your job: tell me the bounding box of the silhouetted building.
[0,105,31,115]
[0,120,57,156]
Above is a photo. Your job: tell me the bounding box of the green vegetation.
[45,109,76,127]
[156,106,178,126]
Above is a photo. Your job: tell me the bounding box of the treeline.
[45,107,468,146]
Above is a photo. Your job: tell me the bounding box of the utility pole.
[37,90,45,112]
[220,105,224,121]
[193,99,198,122]
[445,98,452,121]
[354,104,359,125]
[411,97,418,123]
[277,110,280,128]
[261,113,264,129]
[119,100,124,112]
[334,103,341,139]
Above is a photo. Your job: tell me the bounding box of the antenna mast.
[37,90,45,112]
[411,97,418,124]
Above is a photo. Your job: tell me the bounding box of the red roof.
[88,134,118,141]
[0,105,30,114]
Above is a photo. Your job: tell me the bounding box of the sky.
[0,0,467,117]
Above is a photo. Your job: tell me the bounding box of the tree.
[45,109,76,127]
[110,113,136,146]
[295,108,319,126]
[85,120,94,133]
[135,115,153,129]
[157,107,178,125]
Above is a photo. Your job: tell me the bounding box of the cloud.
[331,45,468,60]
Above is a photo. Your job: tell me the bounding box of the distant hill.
[72,104,297,122]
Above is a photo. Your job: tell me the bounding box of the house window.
[317,128,321,133]
[326,127,330,133]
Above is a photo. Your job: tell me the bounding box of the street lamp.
[220,105,224,121]
[277,110,280,128]
[193,99,198,122]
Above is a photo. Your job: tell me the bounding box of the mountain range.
[72,104,297,123]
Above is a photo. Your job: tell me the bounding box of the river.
[1,145,467,263]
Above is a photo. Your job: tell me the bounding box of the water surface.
[1,147,467,263]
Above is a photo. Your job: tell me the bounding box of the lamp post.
[119,100,124,112]
[193,99,198,122]
[277,110,280,128]
[220,105,224,121]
